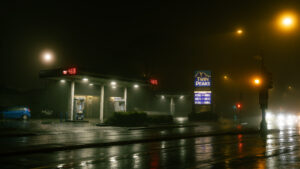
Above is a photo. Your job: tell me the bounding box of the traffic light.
[266,72,273,89]
[149,78,158,86]
[260,71,273,89]
[236,103,242,109]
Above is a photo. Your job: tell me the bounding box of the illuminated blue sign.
[194,71,211,87]
[194,91,211,105]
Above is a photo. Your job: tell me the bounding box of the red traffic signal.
[236,103,242,109]
[150,78,158,85]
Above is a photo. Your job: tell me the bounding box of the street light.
[276,11,297,31]
[42,52,54,64]
[236,28,243,35]
[283,17,293,26]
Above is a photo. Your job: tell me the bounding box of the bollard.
[60,112,62,122]
[65,112,68,121]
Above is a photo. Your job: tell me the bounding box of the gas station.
[39,67,155,122]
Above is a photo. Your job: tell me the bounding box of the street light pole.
[259,88,268,132]
[233,10,296,133]
[258,57,272,133]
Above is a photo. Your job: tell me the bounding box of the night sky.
[2,1,300,112]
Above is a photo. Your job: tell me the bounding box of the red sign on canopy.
[62,67,77,75]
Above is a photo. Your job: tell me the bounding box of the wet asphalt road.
[0,119,237,156]
[1,128,300,168]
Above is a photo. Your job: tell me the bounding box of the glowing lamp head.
[236,29,243,35]
[42,52,54,64]
[44,53,52,61]
[276,11,298,31]
[82,78,88,82]
[283,17,293,26]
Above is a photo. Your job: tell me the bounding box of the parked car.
[0,106,31,120]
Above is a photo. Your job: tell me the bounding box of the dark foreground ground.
[0,119,298,168]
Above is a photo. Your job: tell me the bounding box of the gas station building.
[39,67,156,122]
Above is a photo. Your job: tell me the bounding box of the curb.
[0,133,37,138]
[128,124,198,130]
[65,120,89,123]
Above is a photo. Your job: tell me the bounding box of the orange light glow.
[253,78,261,86]
[236,29,243,35]
[276,11,298,31]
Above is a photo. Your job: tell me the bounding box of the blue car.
[1,107,31,120]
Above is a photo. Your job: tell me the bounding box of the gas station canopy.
[39,67,155,86]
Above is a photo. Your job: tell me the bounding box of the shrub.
[106,111,148,126]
